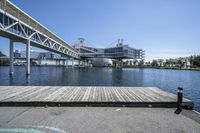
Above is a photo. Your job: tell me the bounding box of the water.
[0,66,200,112]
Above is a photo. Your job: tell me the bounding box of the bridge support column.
[71,58,74,68]
[120,59,123,67]
[65,59,68,67]
[78,60,81,67]
[26,40,30,75]
[88,60,92,67]
[86,60,88,67]
[9,40,14,75]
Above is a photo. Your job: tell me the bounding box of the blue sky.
[0,0,200,61]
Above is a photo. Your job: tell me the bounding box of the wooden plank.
[0,86,194,108]
[3,86,40,101]
[1,86,34,101]
[56,87,74,101]
[44,86,66,101]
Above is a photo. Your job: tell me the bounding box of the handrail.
[0,0,77,53]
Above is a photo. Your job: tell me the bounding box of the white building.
[14,50,69,66]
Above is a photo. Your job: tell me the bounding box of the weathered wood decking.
[0,86,194,108]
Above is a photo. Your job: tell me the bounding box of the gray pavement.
[0,107,200,133]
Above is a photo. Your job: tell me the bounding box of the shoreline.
[1,65,200,71]
[122,66,200,71]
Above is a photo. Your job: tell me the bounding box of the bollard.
[174,87,183,114]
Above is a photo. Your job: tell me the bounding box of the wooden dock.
[0,86,194,108]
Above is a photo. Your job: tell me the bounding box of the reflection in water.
[26,75,31,84]
[0,66,200,111]
[112,68,123,86]
[9,74,14,85]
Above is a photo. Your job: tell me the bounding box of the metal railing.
[0,0,79,59]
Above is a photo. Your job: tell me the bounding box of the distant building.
[157,59,164,67]
[14,50,68,66]
[74,38,145,67]
[183,59,191,69]
[74,38,145,60]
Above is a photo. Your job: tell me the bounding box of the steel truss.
[0,0,79,59]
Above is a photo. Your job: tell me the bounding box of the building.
[14,50,68,66]
[13,37,145,67]
[74,39,145,60]
[74,38,145,67]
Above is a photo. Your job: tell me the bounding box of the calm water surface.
[0,66,200,112]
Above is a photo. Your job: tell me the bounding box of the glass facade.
[103,45,144,59]
[78,45,145,59]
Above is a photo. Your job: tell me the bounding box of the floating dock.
[0,86,194,108]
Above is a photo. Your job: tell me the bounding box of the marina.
[0,0,200,132]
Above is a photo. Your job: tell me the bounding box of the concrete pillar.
[86,61,87,67]
[9,40,14,75]
[120,59,123,68]
[71,58,74,68]
[83,61,85,67]
[26,40,30,75]
[78,60,81,67]
[66,59,68,67]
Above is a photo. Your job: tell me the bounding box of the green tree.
[112,59,117,67]
[165,59,170,66]
[151,60,158,67]
[177,58,184,68]
[145,61,151,66]
[157,59,164,67]
[133,60,138,66]
[123,60,129,66]
[138,60,144,66]
[193,56,200,67]
[129,60,133,66]
[189,56,194,67]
